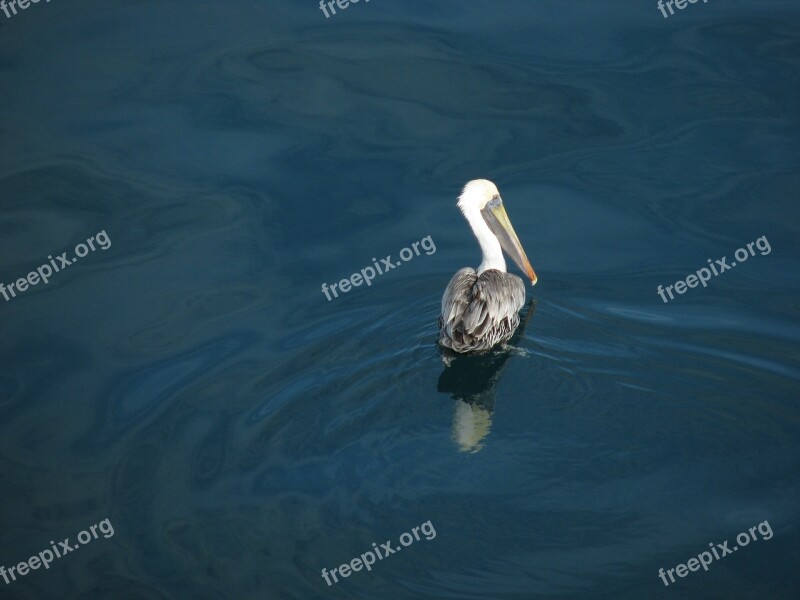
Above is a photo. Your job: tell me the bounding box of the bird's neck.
[463,207,506,275]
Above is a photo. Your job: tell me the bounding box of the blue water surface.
[1,0,799,598]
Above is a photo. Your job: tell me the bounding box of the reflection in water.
[437,300,536,452]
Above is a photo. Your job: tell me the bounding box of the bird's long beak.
[481,197,538,285]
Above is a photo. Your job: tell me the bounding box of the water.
[1,1,799,598]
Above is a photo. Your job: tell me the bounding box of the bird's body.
[439,268,525,353]
[438,180,537,354]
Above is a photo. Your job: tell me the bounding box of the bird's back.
[438,268,525,353]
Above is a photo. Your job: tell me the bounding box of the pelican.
[438,179,537,354]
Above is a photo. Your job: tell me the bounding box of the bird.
[438,179,537,354]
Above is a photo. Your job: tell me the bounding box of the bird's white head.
[456,179,537,286]
[457,179,501,214]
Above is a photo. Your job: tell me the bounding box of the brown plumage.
[438,267,526,353]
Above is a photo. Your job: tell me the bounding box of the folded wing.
[439,268,525,353]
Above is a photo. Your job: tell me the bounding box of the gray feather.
[438,268,526,353]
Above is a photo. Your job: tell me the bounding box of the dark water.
[1,1,799,598]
